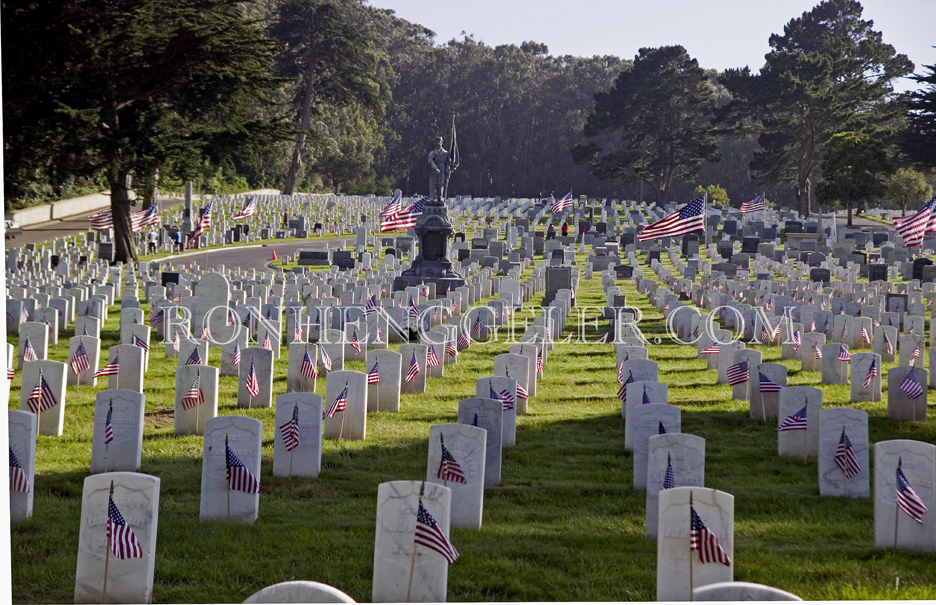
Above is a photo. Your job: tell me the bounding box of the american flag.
[293,319,303,342]
[739,194,765,214]
[409,298,419,321]
[367,361,380,384]
[280,404,300,452]
[536,349,544,373]
[776,405,807,431]
[896,461,928,524]
[101,403,115,444]
[89,208,114,230]
[231,342,241,366]
[6,367,13,380]
[381,197,427,232]
[893,196,936,248]
[491,384,514,410]
[700,343,719,355]
[186,200,213,249]
[149,308,164,326]
[507,370,528,399]
[822,319,830,334]
[43,318,53,335]
[473,315,484,336]
[245,360,260,397]
[838,345,851,361]
[5,311,12,324]
[841,325,848,341]
[658,420,667,434]
[94,353,121,378]
[130,204,161,232]
[690,506,731,566]
[638,196,704,242]
[185,348,203,365]
[899,368,924,399]
[70,342,91,374]
[471,413,479,427]
[226,443,261,493]
[9,448,30,493]
[663,457,675,490]
[172,330,181,352]
[726,361,749,386]
[834,428,860,479]
[437,434,466,483]
[758,372,782,393]
[405,351,420,382]
[131,333,149,353]
[618,370,634,402]
[791,330,801,350]
[324,385,348,418]
[814,343,823,359]
[262,333,272,350]
[642,390,651,405]
[863,359,877,388]
[232,196,257,221]
[199,322,211,340]
[364,295,378,317]
[22,337,38,362]
[300,350,317,379]
[860,326,871,345]
[910,343,921,366]
[351,331,361,354]
[882,332,894,354]
[446,342,459,358]
[759,326,770,342]
[321,346,332,372]
[379,192,401,220]
[108,496,144,559]
[550,191,573,214]
[181,374,204,410]
[228,308,236,327]
[415,500,459,564]
[457,330,470,349]
[427,345,440,367]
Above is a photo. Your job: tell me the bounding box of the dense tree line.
[4,0,936,259]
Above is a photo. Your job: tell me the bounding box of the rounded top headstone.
[242,581,356,603]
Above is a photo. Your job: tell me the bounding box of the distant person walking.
[561,222,569,237]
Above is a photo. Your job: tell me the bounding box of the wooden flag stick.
[102,480,114,604]
[689,490,695,602]
[225,434,231,522]
[406,481,426,603]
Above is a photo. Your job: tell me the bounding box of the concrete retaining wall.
[50,192,115,220]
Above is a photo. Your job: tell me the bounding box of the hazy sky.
[368,0,935,92]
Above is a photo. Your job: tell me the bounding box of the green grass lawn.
[8,248,936,602]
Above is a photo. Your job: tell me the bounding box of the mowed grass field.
[8,250,936,602]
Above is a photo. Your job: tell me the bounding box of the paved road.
[5,197,186,249]
[163,238,353,272]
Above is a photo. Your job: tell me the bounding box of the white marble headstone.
[426,424,486,529]
[73,472,160,603]
[372,481,453,603]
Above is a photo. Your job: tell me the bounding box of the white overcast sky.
[367,0,935,93]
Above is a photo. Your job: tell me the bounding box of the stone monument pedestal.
[393,200,465,294]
